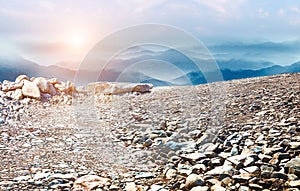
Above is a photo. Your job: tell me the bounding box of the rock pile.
[0,75,76,101]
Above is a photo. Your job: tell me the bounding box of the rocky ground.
[0,73,299,191]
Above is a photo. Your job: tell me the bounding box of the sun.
[69,33,86,48]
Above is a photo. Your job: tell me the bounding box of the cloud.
[131,0,167,14]
[258,8,270,17]
[193,0,245,19]
[289,19,300,25]
[290,7,300,14]
[278,8,286,17]
[37,0,56,10]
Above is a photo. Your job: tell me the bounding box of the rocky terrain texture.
[0,73,299,191]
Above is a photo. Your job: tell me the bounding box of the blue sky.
[1,0,300,68]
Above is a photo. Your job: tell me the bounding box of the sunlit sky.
[1,0,300,69]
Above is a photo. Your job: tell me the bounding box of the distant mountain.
[1,51,299,87]
[184,62,300,84]
[217,59,274,71]
[0,55,75,82]
[111,61,300,86]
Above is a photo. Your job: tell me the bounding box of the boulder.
[33,77,51,93]
[22,80,41,100]
[54,81,75,93]
[1,81,24,92]
[87,82,153,95]
[15,75,29,83]
[9,89,23,100]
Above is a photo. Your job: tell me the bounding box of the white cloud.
[37,1,56,10]
[193,0,245,20]
[289,19,300,25]
[278,8,286,17]
[258,8,270,17]
[290,7,300,14]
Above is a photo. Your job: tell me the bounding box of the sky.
[1,0,300,69]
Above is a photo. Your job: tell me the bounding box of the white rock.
[87,82,153,95]
[73,175,110,190]
[15,75,29,83]
[1,81,23,92]
[22,80,41,100]
[33,77,51,94]
[8,89,23,100]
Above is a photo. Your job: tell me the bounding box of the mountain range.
[0,47,299,86]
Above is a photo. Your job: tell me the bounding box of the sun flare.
[69,33,86,48]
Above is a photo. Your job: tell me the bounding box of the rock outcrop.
[0,75,76,101]
[86,82,153,95]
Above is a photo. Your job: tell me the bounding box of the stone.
[54,81,75,93]
[230,145,239,156]
[273,152,290,160]
[271,172,288,180]
[14,89,24,100]
[289,142,300,149]
[125,182,137,191]
[248,184,263,190]
[177,163,193,175]
[184,174,205,189]
[258,153,272,162]
[13,175,31,182]
[22,80,41,99]
[165,169,177,179]
[221,177,233,186]
[15,75,29,83]
[180,152,206,161]
[143,139,153,147]
[260,165,274,179]
[87,82,153,95]
[48,78,59,84]
[48,173,77,181]
[287,180,300,187]
[33,172,51,180]
[149,184,164,191]
[238,186,250,191]
[1,81,23,92]
[73,175,110,190]
[135,172,154,179]
[211,184,226,191]
[205,165,235,176]
[285,158,300,176]
[232,174,252,183]
[33,77,55,95]
[109,185,120,190]
[239,166,260,174]
[190,186,209,191]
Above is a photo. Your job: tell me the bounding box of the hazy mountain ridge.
[0,56,76,82]
[0,51,299,86]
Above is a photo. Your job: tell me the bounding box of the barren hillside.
[0,73,299,190]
